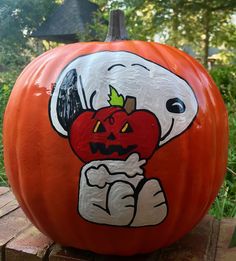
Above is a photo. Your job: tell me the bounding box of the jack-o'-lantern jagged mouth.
[90,142,137,156]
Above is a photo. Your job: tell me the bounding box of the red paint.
[70,106,160,162]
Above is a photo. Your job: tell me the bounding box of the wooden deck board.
[0,187,10,196]
[0,191,19,218]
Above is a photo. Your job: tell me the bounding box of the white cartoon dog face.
[50,51,198,146]
[49,51,199,227]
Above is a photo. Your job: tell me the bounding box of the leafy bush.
[209,65,236,218]
[0,76,12,185]
[210,65,236,105]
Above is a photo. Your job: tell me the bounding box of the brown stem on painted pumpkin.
[105,10,129,42]
[124,97,136,114]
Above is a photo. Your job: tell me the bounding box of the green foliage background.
[209,65,236,218]
[0,0,236,218]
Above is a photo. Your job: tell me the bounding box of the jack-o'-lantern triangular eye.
[121,122,133,133]
[94,121,106,133]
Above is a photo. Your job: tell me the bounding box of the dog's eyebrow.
[108,64,126,71]
[131,63,150,71]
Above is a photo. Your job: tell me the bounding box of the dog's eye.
[94,121,106,133]
[120,122,133,133]
[166,98,186,113]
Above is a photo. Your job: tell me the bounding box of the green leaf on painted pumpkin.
[108,85,124,107]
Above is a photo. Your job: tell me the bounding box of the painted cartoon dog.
[49,51,198,227]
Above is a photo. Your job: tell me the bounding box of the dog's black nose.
[107,132,116,140]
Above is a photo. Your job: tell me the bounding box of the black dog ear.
[49,69,83,136]
[57,69,83,131]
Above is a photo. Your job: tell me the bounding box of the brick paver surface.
[0,187,235,261]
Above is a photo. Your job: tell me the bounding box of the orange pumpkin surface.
[3,40,228,255]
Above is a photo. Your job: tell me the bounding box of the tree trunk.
[172,4,180,47]
[203,4,211,68]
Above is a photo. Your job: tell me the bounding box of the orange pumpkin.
[3,11,228,256]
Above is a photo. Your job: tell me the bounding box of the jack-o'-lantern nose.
[107,132,116,140]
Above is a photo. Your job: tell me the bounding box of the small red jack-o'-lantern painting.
[70,87,161,162]
[49,51,199,227]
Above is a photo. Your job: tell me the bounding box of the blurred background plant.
[209,65,236,218]
[0,0,236,218]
